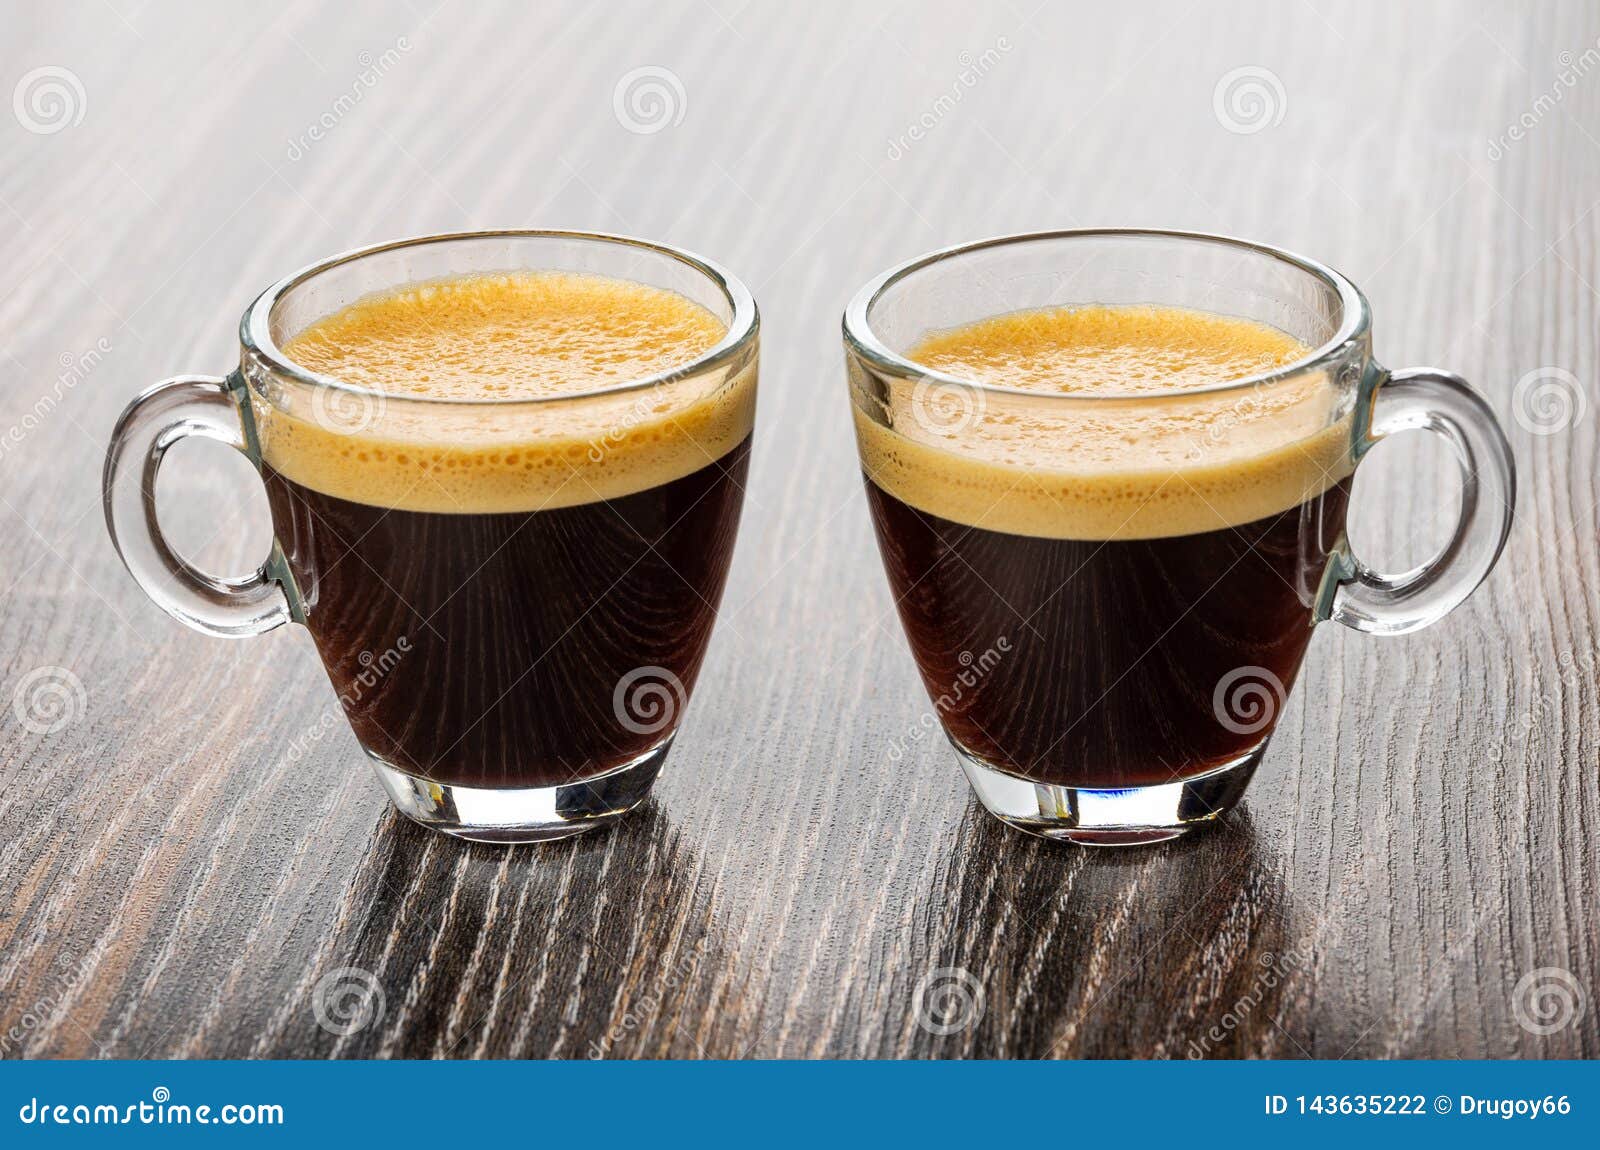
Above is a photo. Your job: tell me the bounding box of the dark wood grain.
[1,0,1596,1059]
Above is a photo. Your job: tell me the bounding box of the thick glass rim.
[240,228,759,407]
[842,227,1370,402]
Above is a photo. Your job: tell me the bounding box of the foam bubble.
[854,305,1354,541]
[254,272,754,513]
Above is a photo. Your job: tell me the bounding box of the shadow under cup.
[844,230,1512,845]
[106,232,758,844]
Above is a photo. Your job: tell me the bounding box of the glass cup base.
[953,743,1263,845]
[367,739,671,844]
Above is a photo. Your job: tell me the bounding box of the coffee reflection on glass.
[104,232,758,843]
[844,230,1514,845]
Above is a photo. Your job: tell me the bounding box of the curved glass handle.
[1324,366,1516,635]
[102,374,291,638]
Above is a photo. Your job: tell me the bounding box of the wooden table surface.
[2,0,1596,1060]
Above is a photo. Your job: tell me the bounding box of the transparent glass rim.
[239,228,759,407]
[841,227,1370,402]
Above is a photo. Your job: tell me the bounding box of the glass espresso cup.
[844,229,1514,845]
[104,231,758,843]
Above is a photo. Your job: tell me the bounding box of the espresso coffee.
[256,272,754,789]
[856,304,1352,788]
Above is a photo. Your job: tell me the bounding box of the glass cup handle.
[1322,366,1516,635]
[102,374,292,638]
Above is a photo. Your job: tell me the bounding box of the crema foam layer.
[854,304,1354,541]
[257,272,752,513]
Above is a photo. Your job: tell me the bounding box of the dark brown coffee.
[263,440,749,788]
[864,474,1350,787]
[255,270,755,791]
